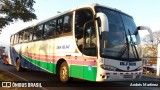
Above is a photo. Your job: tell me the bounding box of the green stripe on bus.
[70,65,83,79]
[83,66,97,81]
[21,54,97,81]
[70,65,97,81]
[21,54,56,73]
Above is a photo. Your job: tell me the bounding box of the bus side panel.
[83,65,97,81]
[10,45,21,66]
[20,43,28,68]
[21,41,56,73]
[69,55,98,81]
[21,53,56,73]
[22,54,48,72]
[45,40,56,73]
[70,65,97,81]
[54,37,84,79]
[10,43,56,73]
[70,64,83,79]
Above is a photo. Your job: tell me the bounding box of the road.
[0,60,159,90]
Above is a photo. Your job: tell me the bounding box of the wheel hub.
[62,66,67,79]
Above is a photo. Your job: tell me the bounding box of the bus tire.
[16,58,22,71]
[59,61,69,83]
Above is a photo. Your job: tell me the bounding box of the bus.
[9,3,153,82]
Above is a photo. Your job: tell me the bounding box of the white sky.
[0,0,160,46]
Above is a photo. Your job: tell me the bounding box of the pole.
[157,44,160,76]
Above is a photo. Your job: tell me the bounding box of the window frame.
[43,19,57,39]
[18,32,24,43]
[74,8,97,56]
[23,29,30,43]
[10,35,14,45]
[33,24,44,41]
[29,28,34,42]
[11,11,74,43]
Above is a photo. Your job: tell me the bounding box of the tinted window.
[75,9,93,53]
[75,9,93,29]
[23,30,30,42]
[57,18,63,35]
[14,34,18,44]
[29,28,33,41]
[84,21,96,56]
[63,14,72,33]
[96,6,141,60]
[18,32,23,43]
[44,19,56,38]
[10,35,14,45]
[33,25,43,40]
[56,13,72,36]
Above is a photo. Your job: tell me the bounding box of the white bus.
[9,4,153,82]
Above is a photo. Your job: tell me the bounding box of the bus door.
[74,8,97,80]
[83,21,97,81]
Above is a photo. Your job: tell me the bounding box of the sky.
[0,0,160,46]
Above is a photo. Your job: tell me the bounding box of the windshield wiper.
[118,29,139,59]
[118,30,129,58]
[128,29,139,59]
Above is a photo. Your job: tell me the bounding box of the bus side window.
[10,35,14,45]
[18,32,23,43]
[52,20,57,37]
[44,19,56,38]
[57,18,63,35]
[63,14,72,33]
[33,29,37,40]
[44,21,51,38]
[14,34,18,44]
[23,30,29,43]
[33,25,44,40]
[29,28,33,41]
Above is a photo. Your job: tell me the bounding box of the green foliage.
[0,0,37,30]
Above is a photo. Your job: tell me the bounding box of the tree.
[142,31,160,64]
[142,31,160,46]
[0,0,37,32]
[0,46,5,58]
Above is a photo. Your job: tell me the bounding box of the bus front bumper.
[96,71,142,81]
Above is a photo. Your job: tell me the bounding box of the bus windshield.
[96,6,141,61]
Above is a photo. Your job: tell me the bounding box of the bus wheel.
[16,59,22,71]
[60,61,69,83]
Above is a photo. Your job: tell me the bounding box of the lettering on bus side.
[56,45,70,49]
[120,62,136,66]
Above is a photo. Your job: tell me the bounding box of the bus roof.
[41,3,132,24]
[14,3,132,34]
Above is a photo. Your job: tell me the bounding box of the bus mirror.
[134,26,153,42]
[96,12,109,32]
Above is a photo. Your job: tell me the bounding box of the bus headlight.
[100,64,117,71]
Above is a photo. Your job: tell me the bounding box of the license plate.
[123,75,133,78]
